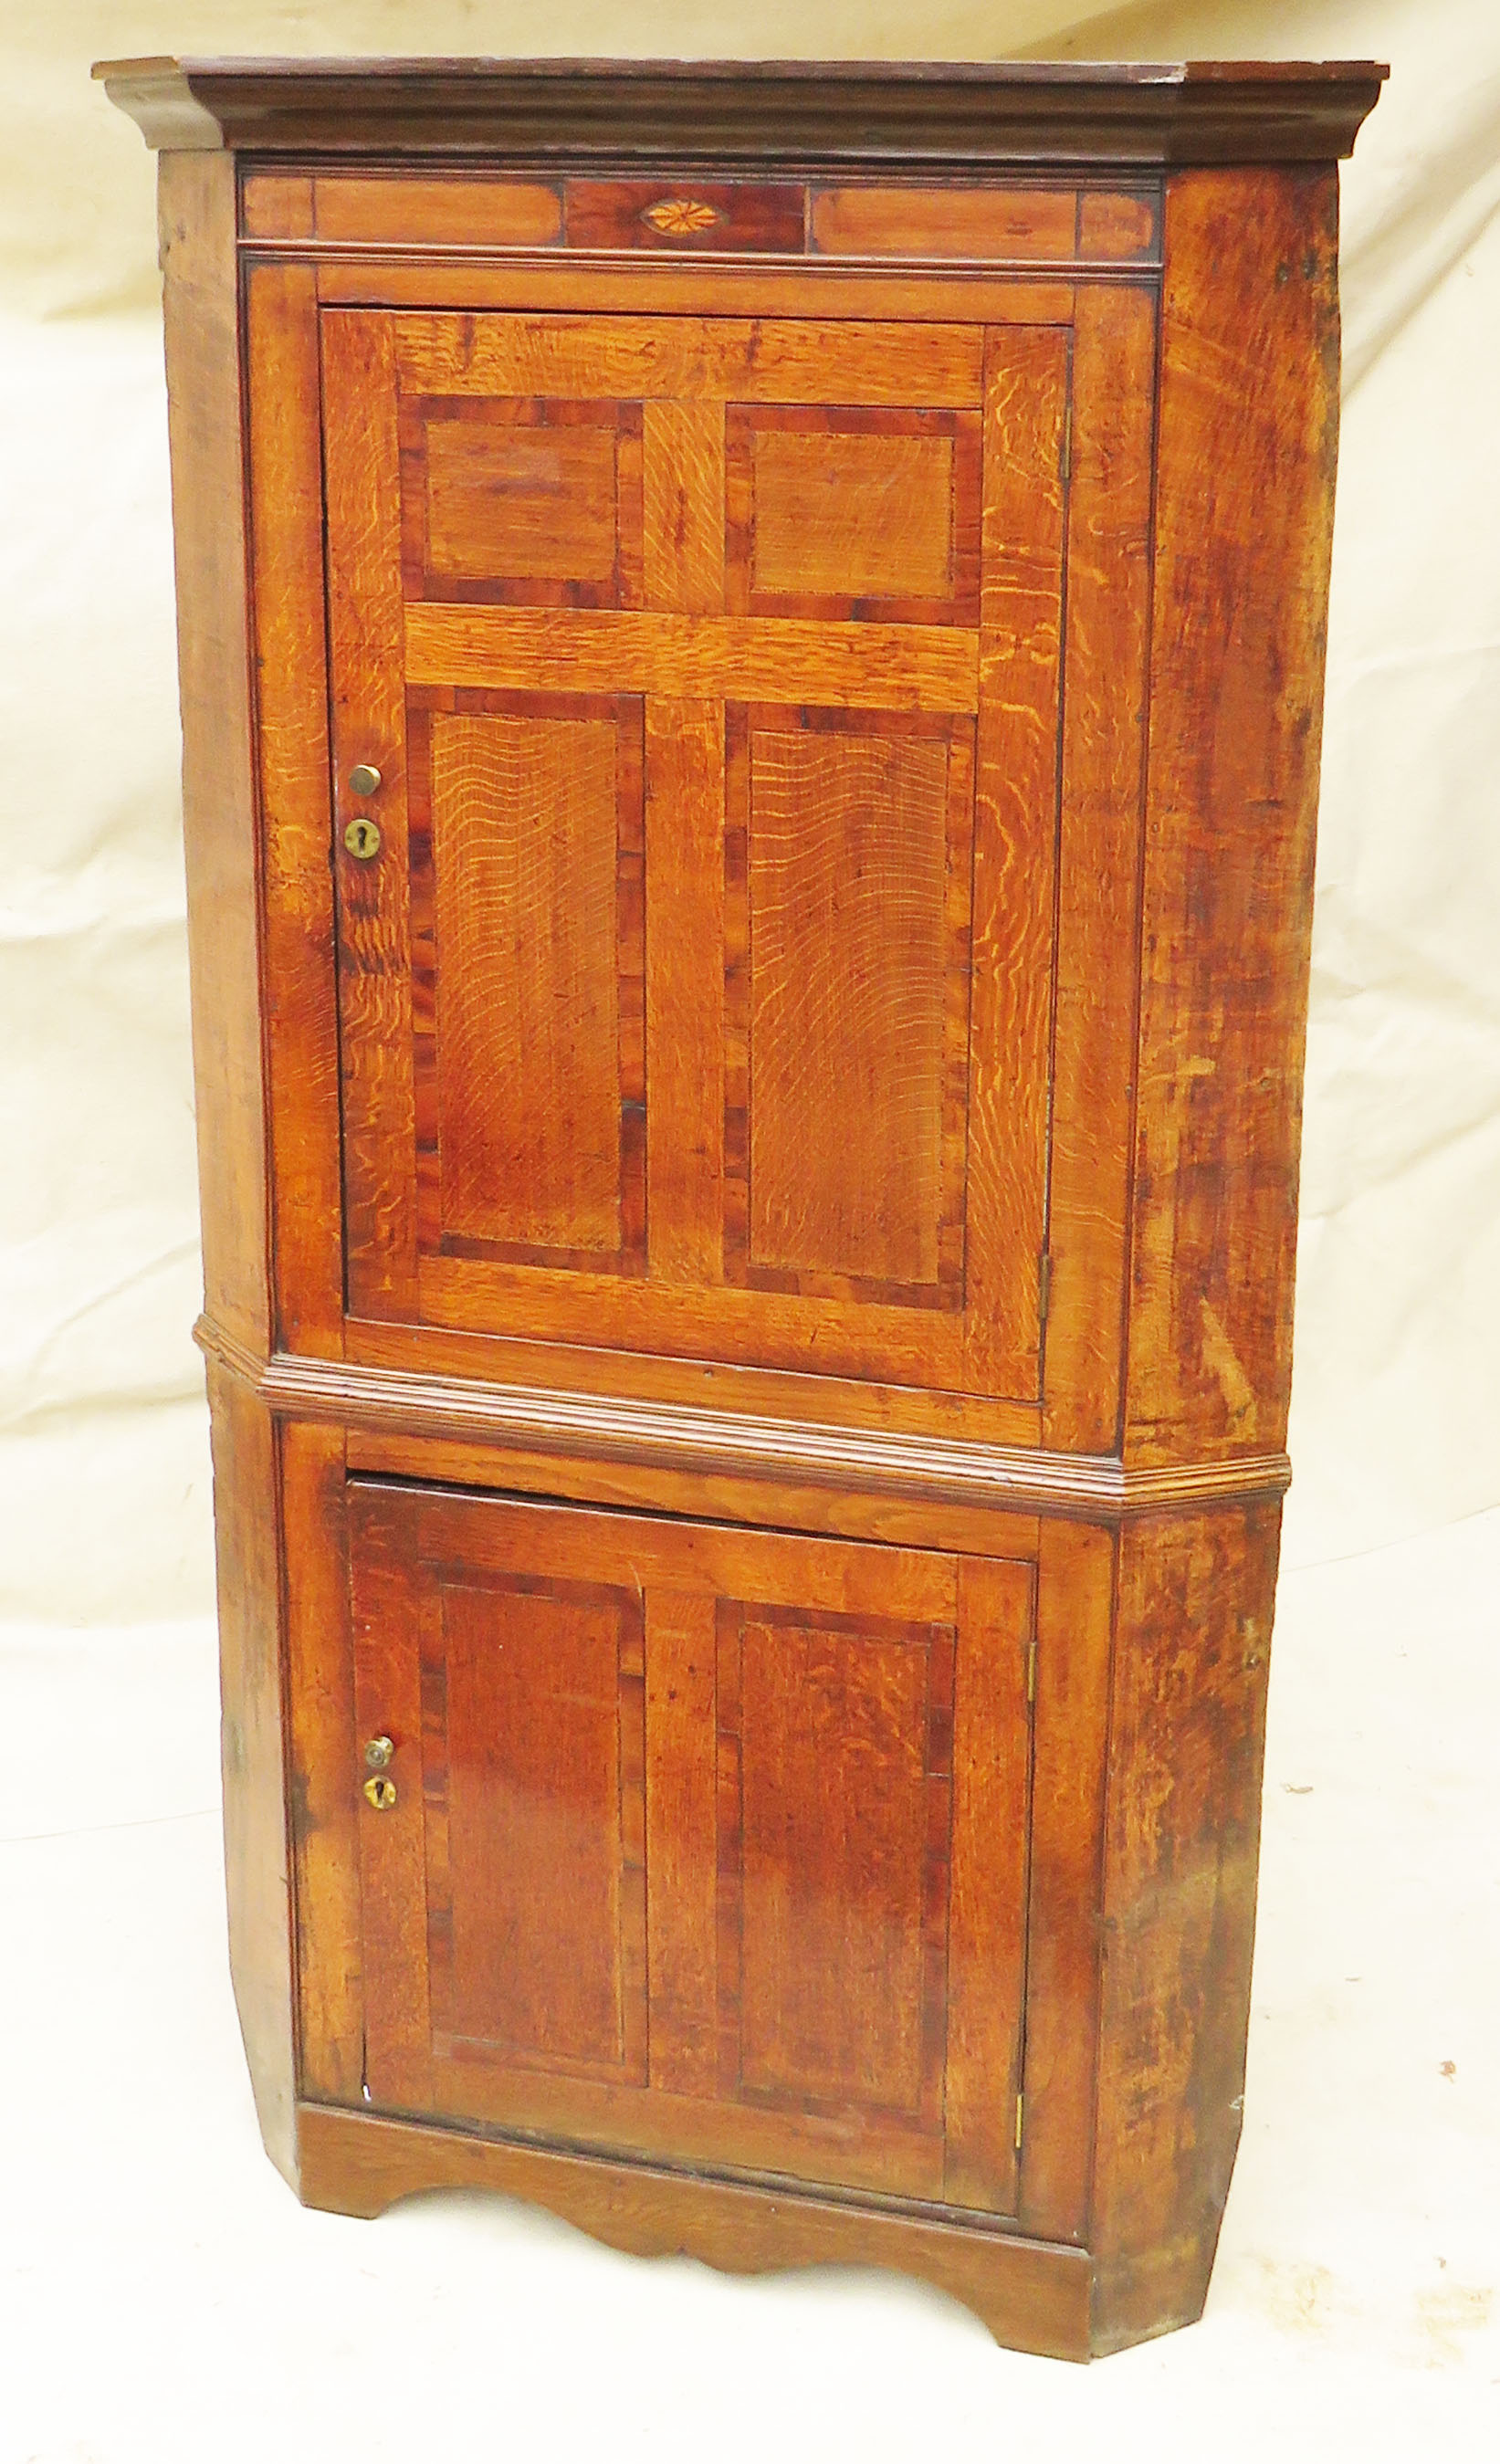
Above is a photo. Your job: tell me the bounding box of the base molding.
[294,2102,1097,2359]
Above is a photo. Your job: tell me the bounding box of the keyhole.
[343,815,382,860]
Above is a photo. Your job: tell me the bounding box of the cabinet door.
[349,1480,1033,2213]
[323,308,1066,1401]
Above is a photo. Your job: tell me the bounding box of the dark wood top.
[95,56,1386,168]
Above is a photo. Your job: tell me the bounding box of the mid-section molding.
[195,1315,1291,1522]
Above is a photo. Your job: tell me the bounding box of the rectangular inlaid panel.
[724,1604,950,2127]
[812,185,1078,261]
[393,314,985,409]
[424,1574,646,2084]
[314,175,563,247]
[725,404,981,624]
[725,707,973,1307]
[566,179,805,254]
[411,697,645,1272]
[402,398,644,608]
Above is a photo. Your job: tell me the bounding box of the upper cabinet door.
[323,308,1067,1402]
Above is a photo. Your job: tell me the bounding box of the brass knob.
[363,1776,397,1811]
[364,1735,394,1769]
[343,816,381,860]
[348,762,383,796]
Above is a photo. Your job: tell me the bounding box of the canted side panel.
[1126,170,1340,1465]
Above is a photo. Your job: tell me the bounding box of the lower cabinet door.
[348,1478,1033,2213]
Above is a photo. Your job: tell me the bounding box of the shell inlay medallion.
[642,196,726,236]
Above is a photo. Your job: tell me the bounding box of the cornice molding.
[95,56,1387,169]
[195,1316,1291,1524]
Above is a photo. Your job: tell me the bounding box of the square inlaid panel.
[726,404,981,624]
[401,395,645,607]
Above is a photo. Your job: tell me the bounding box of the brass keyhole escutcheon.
[343,815,382,860]
[347,762,383,797]
[364,1735,394,1769]
[363,1775,397,1811]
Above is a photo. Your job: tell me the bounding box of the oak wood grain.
[281,1419,361,2102]
[321,308,418,1319]
[297,2101,1096,2359]
[964,322,1068,1401]
[206,1360,296,2184]
[644,697,725,1283]
[1126,169,1341,1467]
[316,259,1075,326]
[316,174,562,246]
[813,185,1077,260]
[405,603,979,713]
[245,260,344,1357]
[1044,282,1157,1453]
[394,311,984,408]
[1090,1502,1281,2350]
[944,1555,1033,2212]
[158,153,268,1356]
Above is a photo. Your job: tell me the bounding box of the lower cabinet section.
[347,1478,1034,2213]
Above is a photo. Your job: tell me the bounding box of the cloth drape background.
[5,0,1497,1620]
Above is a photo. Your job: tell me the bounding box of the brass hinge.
[1038,1251,1052,1326]
[1014,2092,1025,2152]
[1026,1636,1037,1707]
[1060,416,1073,486]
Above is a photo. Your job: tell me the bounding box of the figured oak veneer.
[104,51,1384,2361]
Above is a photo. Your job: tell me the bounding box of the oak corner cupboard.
[99,51,1384,2359]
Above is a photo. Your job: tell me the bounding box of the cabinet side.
[1089,1498,1282,2352]
[1126,166,1340,1466]
[158,151,270,1355]
[207,1358,298,2186]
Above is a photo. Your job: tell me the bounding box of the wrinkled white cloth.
[5,2,1496,1618]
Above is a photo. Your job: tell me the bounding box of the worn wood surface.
[245,261,343,1357]
[128,80,1373,2355]
[206,1361,296,2184]
[1043,280,1157,1454]
[1126,168,1342,1467]
[298,2103,1096,2359]
[99,55,1388,168]
[1090,1501,1282,2351]
[158,154,267,1355]
[346,1481,1033,2210]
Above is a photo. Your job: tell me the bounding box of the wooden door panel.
[425,1575,646,2081]
[727,705,971,1305]
[326,307,1068,1400]
[350,1482,1032,2211]
[409,693,645,1273]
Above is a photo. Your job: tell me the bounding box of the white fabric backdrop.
[5,0,1497,1620]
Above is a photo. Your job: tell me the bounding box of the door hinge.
[1026,1635,1037,1707]
[1038,1251,1052,1327]
[1014,2092,1025,2152]
[1060,415,1073,486]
